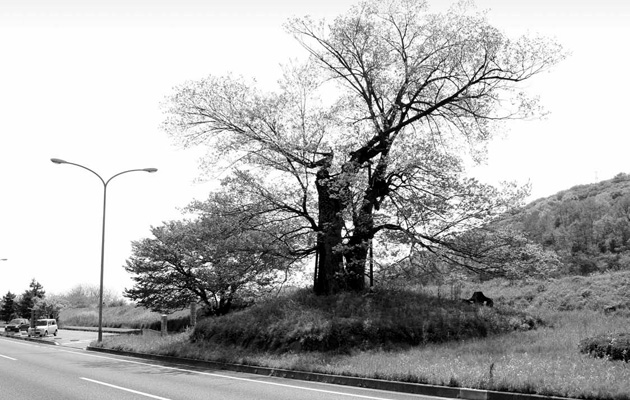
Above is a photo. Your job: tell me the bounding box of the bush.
[579,332,630,362]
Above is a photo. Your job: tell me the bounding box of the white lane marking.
[80,377,173,400]
[60,349,431,400]
[62,339,93,344]
[0,353,17,360]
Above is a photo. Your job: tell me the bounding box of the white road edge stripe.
[0,353,17,361]
[3,342,429,400]
[80,377,172,400]
[61,349,436,400]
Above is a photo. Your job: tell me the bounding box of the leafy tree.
[0,291,17,322]
[163,0,564,293]
[17,279,45,318]
[124,196,294,314]
[31,297,63,321]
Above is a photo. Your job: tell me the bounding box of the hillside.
[498,172,630,275]
[459,270,630,314]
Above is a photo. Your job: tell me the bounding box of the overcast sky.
[1,0,629,298]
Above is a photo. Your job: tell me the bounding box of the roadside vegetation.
[92,271,630,400]
[60,305,191,332]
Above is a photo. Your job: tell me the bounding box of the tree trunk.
[314,167,344,295]
[344,237,369,291]
[344,202,374,291]
[343,160,385,291]
[217,296,232,315]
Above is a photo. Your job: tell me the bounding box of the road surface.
[0,335,445,400]
[2,328,118,348]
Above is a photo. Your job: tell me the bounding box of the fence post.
[190,302,197,327]
[161,314,167,336]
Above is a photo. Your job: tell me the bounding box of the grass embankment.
[455,271,630,314]
[190,288,539,353]
[93,271,630,400]
[60,305,191,332]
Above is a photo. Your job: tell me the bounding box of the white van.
[27,319,58,337]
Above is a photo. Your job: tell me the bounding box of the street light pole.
[51,158,157,342]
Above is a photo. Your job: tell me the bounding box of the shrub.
[579,332,630,362]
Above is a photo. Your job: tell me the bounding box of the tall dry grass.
[60,305,192,331]
[307,311,630,399]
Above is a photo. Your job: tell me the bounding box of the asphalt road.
[0,336,445,400]
[2,328,118,348]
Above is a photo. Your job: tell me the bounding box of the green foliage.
[124,202,293,314]
[500,173,630,274]
[579,332,630,362]
[191,288,540,353]
[32,297,63,322]
[17,279,45,318]
[0,291,17,322]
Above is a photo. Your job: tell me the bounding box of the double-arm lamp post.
[50,158,157,342]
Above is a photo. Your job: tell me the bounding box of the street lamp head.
[143,168,158,173]
[51,158,68,164]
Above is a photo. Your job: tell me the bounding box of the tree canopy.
[124,194,295,314]
[1,291,17,323]
[162,0,564,294]
[17,279,45,318]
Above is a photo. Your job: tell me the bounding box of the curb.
[61,326,141,334]
[0,332,59,346]
[86,347,572,400]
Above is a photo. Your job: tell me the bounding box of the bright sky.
[1,0,628,298]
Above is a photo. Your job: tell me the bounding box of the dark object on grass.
[462,291,494,307]
[579,332,630,362]
[603,305,617,314]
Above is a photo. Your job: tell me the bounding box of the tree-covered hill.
[499,173,630,275]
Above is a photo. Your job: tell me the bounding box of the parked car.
[27,319,58,337]
[4,318,30,333]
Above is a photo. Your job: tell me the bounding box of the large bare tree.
[163,0,564,294]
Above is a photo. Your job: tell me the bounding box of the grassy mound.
[191,288,540,353]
